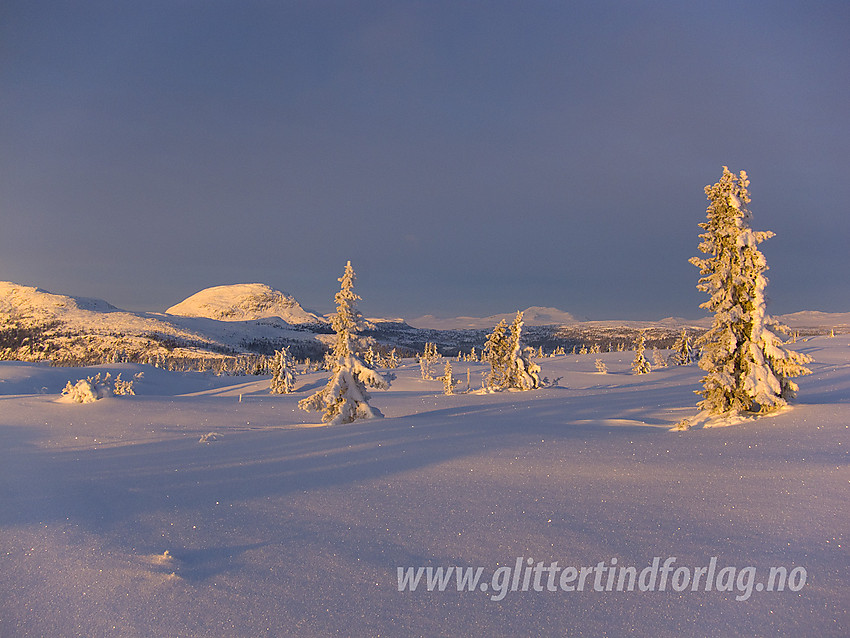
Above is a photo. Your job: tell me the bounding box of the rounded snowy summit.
[166,284,323,324]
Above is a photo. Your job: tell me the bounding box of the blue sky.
[2,1,848,320]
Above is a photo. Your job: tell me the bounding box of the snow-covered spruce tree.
[689,167,811,415]
[483,312,541,391]
[671,328,696,366]
[385,348,399,369]
[441,361,458,395]
[631,332,651,375]
[419,342,441,380]
[298,261,387,424]
[483,319,511,389]
[269,346,296,394]
[506,311,541,390]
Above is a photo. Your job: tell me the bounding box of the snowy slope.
[166,283,325,324]
[0,336,847,636]
[0,282,328,363]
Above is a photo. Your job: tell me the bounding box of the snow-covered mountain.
[166,283,325,324]
[0,282,329,366]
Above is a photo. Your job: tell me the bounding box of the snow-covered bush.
[61,372,136,402]
[595,358,607,374]
[112,373,136,396]
[61,378,104,403]
[689,167,811,415]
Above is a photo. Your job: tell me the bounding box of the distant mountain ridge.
[2,280,847,367]
[410,306,581,330]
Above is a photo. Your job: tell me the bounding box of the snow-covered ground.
[1,337,847,636]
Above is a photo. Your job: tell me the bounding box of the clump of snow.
[199,432,223,443]
[60,377,104,403]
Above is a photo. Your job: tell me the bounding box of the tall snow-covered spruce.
[688,167,811,417]
[298,261,387,424]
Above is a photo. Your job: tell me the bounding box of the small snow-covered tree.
[483,319,511,389]
[652,349,668,369]
[595,358,608,374]
[689,167,811,415]
[484,312,540,391]
[631,332,651,375]
[440,361,459,395]
[419,342,441,380]
[671,328,696,366]
[385,348,399,369]
[270,346,296,394]
[112,374,136,396]
[506,312,541,390]
[298,262,387,424]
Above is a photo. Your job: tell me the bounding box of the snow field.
[0,337,847,636]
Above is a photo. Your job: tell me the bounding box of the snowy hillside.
[0,335,846,636]
[166,283,325,324]
[0,282,328,365]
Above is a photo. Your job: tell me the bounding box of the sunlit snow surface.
[1,337,847,636]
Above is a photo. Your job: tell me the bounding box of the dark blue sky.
[2,1,848,320]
